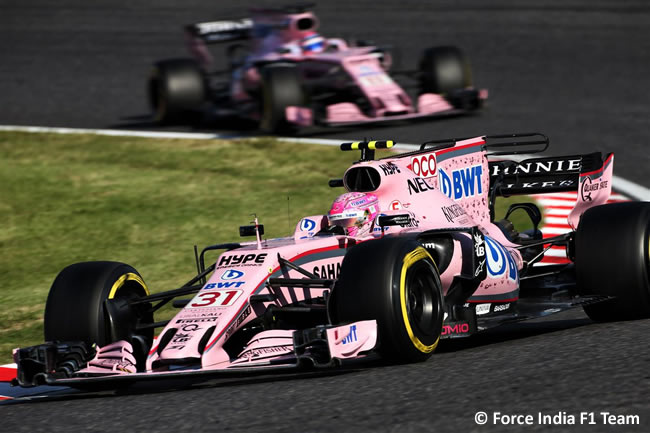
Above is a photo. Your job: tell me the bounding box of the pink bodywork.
[188,9,485,126]
[68,136,613,380]
[281,51,477,126]
[568,154,614,229]
[81,136,521,378]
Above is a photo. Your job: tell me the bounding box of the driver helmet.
[327,192,379,237]
[301,33,325,54]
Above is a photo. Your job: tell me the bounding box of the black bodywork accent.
[418,226,487,306]
[13,341,96,387]
[343,166,382,192]
[185,19,253,44]
[377,213,415,228]
[240,224,265,237]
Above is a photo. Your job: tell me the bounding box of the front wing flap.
[12,320,377,388]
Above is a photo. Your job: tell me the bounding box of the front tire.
[44,261,154,365]
[575,202,650,321]
[148,59,206,124]
[259,64,306,134]
[330,237,444,363]
[419,46,472,107]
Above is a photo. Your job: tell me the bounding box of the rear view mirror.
[239,225,264,237]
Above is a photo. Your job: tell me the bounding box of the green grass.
[0,131,540,364]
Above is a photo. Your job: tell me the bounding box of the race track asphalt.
[2,1,650,431]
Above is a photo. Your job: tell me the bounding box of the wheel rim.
[398,246,443,354]
[106,274,153,344]
[405,261,440,337]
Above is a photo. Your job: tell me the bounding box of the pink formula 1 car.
[13,133,650,388]
[147,4,486,133]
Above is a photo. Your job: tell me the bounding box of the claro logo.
[410,154,437,178]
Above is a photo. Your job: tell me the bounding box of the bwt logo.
[341,325,358,344]
[485,236,517,282]
[438,165,483,200]
[300,218,316,231]
[221,269,244,280]
[204,281,245,289]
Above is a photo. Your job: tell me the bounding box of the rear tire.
[259,64,306,134]
[575,202,650,321]
[330,237,444,363]
[44,261,154,365]
[419,46,471,100]
[148,59,206,124]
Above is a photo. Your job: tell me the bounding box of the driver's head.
[301,33,325,54]
[327,192,379,237]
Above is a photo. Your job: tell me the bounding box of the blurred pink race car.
[148,4,486,133]
[13,133,650,388]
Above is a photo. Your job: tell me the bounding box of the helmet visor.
[328,209,367,228]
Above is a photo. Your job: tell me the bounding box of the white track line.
[0,125,239,140]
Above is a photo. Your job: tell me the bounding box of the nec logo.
[438,165,483,200]
[407,177,435,195]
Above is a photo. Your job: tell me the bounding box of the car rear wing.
[185,18,253,43]
[489,152,611,196]
[416,132,549,156]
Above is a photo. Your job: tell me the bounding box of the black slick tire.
[259,64,306,134]
[330,237,444,363]
[148,58,206,124]
[419,46,471,96]
[575,202,650,321]
[44,261,154,362]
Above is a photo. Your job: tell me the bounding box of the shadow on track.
[2,313,593,406]
[438,315,593,354]
[1,365,364,406]
[107,108,479,141]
